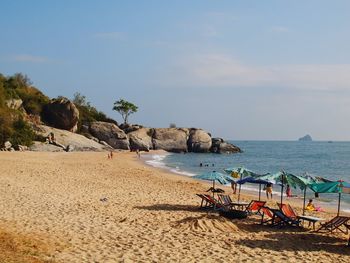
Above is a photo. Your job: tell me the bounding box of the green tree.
[113,99,138,124]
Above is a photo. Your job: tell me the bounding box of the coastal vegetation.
[113,99,138,124]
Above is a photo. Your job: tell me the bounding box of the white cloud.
[93,32,126,40]
[173,53,350,91]
[270,26,289,33]
[13,54,48,63]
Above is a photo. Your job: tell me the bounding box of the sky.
[1,0,350,140]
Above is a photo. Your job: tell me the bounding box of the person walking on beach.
[136,149,140,158]
[265,183,273,199]
[286,184,292,197]
[231,181,237,194]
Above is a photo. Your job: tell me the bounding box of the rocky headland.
[0,73,241,154]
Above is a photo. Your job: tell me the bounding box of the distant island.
[298,134,313,141]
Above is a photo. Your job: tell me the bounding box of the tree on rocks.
[113,99,138,124]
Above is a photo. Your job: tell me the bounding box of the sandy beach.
[0,151,350,262]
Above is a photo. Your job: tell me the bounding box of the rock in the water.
[89,121,130,150]
[5,99,23,110]
[42,98,79,132]
[152,128,189,153]
[298,134,312,141]
[210,138,241,154]
[187,129,212,153]
[128,128,154,151]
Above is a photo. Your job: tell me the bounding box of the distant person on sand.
[265,183,273,199]
[110,151,113,159]
[231,181,237,194]
[136,149,140,158]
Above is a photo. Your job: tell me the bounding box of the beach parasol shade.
[259,171,310,205]
[224,167,265,202]
[236,176,271,201]
[308,181,350,215]
[193,171,233,192]
[224,167,261,178]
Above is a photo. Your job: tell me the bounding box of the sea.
[144,141,350,213]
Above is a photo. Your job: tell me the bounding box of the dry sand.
[0,151,350,263]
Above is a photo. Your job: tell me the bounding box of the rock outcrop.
[128,128,154,151]
[41,98,79,132]
[5,99,23,110]
[187,129,212,153]
[32,125,108,151]
[89,121,130,150]
[152,128,189,153]
[210,138,241,154]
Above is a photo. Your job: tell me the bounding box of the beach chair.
[245,200,266,215]
[277,203,298,220]
[261,206,300,227]
[260,206,277,225]
[218,194,234,208]
[316,216,350,234]
[196,194,225,211]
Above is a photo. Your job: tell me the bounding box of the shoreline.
[140,150,348,215]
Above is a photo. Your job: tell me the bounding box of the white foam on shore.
[144,153,197,177]
[145,154,168,169]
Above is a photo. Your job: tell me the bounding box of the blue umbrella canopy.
[236,176,272,201]
[236,176,271,185]
[193,171,233,185]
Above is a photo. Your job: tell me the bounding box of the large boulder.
[152,128,189,153]
[32,125,108,151]
[187,129,212,153]
[210,138,241,154]
[119,123,143,134]
[42,98,79,132]
[89,121,130,150]
[128,128,154,151]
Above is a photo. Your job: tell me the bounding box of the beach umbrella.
[308,181,350,216]
[236,176,271,201]
[259,171,308,206]
[193,171,233,196]
[224,167,262,202]
[292,173,321,215]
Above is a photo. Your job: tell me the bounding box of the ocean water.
[144,141,350,213]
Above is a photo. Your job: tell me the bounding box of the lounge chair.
[196,194,225,211]
[260,206,278,225]
[316,216,350,234]
[245,200,266,215]
[277,203,299,219]
[218,194,234,208]
[261,206,300,227]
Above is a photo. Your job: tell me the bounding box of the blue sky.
[1,1,350,140]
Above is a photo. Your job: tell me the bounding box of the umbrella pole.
[212,180,215,198]
[259,184,261,201]
[302,188,306,216]
[238,174,242,203]
[280,183,284,205]
[337,192,341,216]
